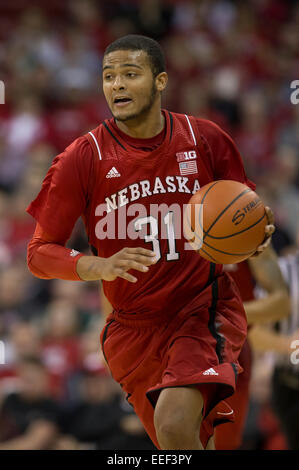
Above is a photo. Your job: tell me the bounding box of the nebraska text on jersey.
[104,176,201,214]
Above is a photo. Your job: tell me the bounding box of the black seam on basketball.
[188,209,265,250]
[204,212,267,240]
[198,181,222,234]
[184,182,221,241]
[199,247,218,263]
[203,188,252,240]
[201,181,222,202]
[202,238,256,256]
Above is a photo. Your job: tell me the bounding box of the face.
[102,49,167,122]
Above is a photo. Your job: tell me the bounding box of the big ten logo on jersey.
[176,150,197,162]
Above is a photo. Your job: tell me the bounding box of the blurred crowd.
[0,0,299,450]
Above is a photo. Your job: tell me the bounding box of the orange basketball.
[183,180,267,264]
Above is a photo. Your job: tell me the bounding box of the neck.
[115,102,165,139]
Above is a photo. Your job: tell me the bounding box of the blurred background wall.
[0,0,298,450]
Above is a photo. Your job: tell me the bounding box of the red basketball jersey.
[27,110,255,317]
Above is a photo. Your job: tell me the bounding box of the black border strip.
[103,122,127,150]
[231,362,238,384]
[208,279,223,363]
[204,263,216,289]
[168,111,173,142]
[101,319,115,363]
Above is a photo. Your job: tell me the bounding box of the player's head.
[102,35,168,122]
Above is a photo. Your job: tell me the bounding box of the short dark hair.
[104,34,166,77]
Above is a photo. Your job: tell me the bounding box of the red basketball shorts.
[100,273,247,449]
[215,338,253,450]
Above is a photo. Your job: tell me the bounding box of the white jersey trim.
[185,114,197,146]
[88,131,102,160]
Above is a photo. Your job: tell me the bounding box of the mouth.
[113,97,133,108]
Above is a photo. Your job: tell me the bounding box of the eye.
[126,72,136,78]
[104,74,113,81]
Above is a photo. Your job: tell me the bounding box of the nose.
[112,75,125,91]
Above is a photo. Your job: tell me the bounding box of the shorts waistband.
[107,308,176,328]
[107,279,219,328]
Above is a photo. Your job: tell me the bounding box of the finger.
[114,268,137,283]
[257,236,271,252]
[118,260,150,273]
[265,224,275,236]
[119,272,138,283]
[124,253,157,266]
[265,206,275,225]
[123,247,156,257]
[253,241,270,257]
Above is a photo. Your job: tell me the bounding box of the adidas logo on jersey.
[106,167,121,178]
[202,368,219,376]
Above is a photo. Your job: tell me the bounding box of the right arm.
[28,223,157,284]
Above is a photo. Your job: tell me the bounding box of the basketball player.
[247,251,299,450]
[215,246,290,449]
[27,35,274,450]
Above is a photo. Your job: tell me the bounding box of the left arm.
[244,245,290,325]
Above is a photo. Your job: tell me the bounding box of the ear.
[155,72,168,92]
